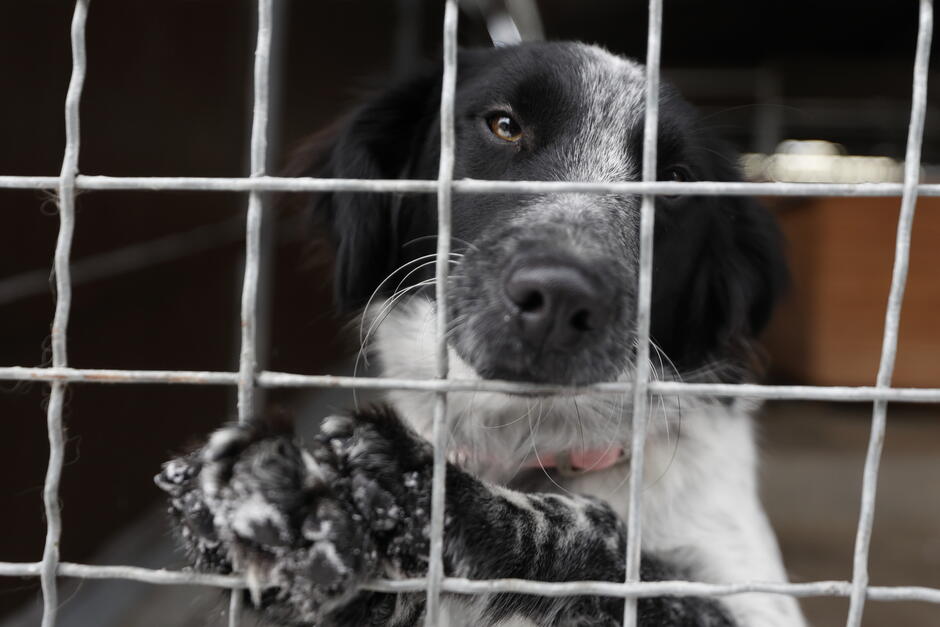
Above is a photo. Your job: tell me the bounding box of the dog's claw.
[154,456,199,496]
[244,562,270,607]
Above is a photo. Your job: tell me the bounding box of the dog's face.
[306,42,785,389]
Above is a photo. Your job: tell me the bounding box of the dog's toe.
[154,454,200,496]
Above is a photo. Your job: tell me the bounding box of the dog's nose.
[504,260,610,349]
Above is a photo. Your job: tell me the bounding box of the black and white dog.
[157,42,807,626]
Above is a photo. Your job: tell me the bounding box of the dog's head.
[300,42,786,389]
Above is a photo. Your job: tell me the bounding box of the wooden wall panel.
[765,197,940,387]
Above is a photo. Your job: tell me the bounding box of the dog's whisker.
[448,391,477,462]
[648,341,671,442]
[402,233,479,253]
[357,255,463,368]
[386,259,459,309]
[647,339,686,482]
[649,338,682,383]
[503,398,537,483]
[527,397,579,497]
[354,278,438,378]
[482,397,537,430]
[368,265,452,326]
[362,270,469,358]
[573,398,586,456]
[358,253,453,346]
[363,279,436,343]
[443,318,469,341]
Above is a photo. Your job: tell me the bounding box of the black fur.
[158,407,733,626]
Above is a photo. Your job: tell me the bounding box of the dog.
[157,42,807,626]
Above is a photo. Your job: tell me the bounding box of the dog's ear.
[652,137,788,374]
[680,196,788,369]
[291,64,444,313]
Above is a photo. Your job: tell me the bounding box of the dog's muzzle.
[447,223,635,386]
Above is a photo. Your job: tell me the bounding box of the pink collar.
[521,447,627,475]
[451,447,627,476]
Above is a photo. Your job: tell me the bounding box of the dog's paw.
[156,408,433,622]
[155,450,229,572]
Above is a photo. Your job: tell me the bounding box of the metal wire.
[230,1,273,624]
[622,0,662,624]
[424,2,459,624]
[3,174,940,196]
[5,367,940,403]
[39,2,88,626]
[845,1,934,625]
[1,560,939,604]
[238,0,272,424]
[3,0,939,624]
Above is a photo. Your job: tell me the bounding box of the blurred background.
[0,0,937,625]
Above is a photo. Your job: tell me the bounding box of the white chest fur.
[372,301,806,627]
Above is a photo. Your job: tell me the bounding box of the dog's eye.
[664,165,692,183]
[661,165,693,199]
[487,113,523,142]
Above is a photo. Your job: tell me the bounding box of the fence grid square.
[0,1,935,626]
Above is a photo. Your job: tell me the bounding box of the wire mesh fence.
[0,0,936,626]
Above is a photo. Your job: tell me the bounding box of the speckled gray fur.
[157,407,734,626]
